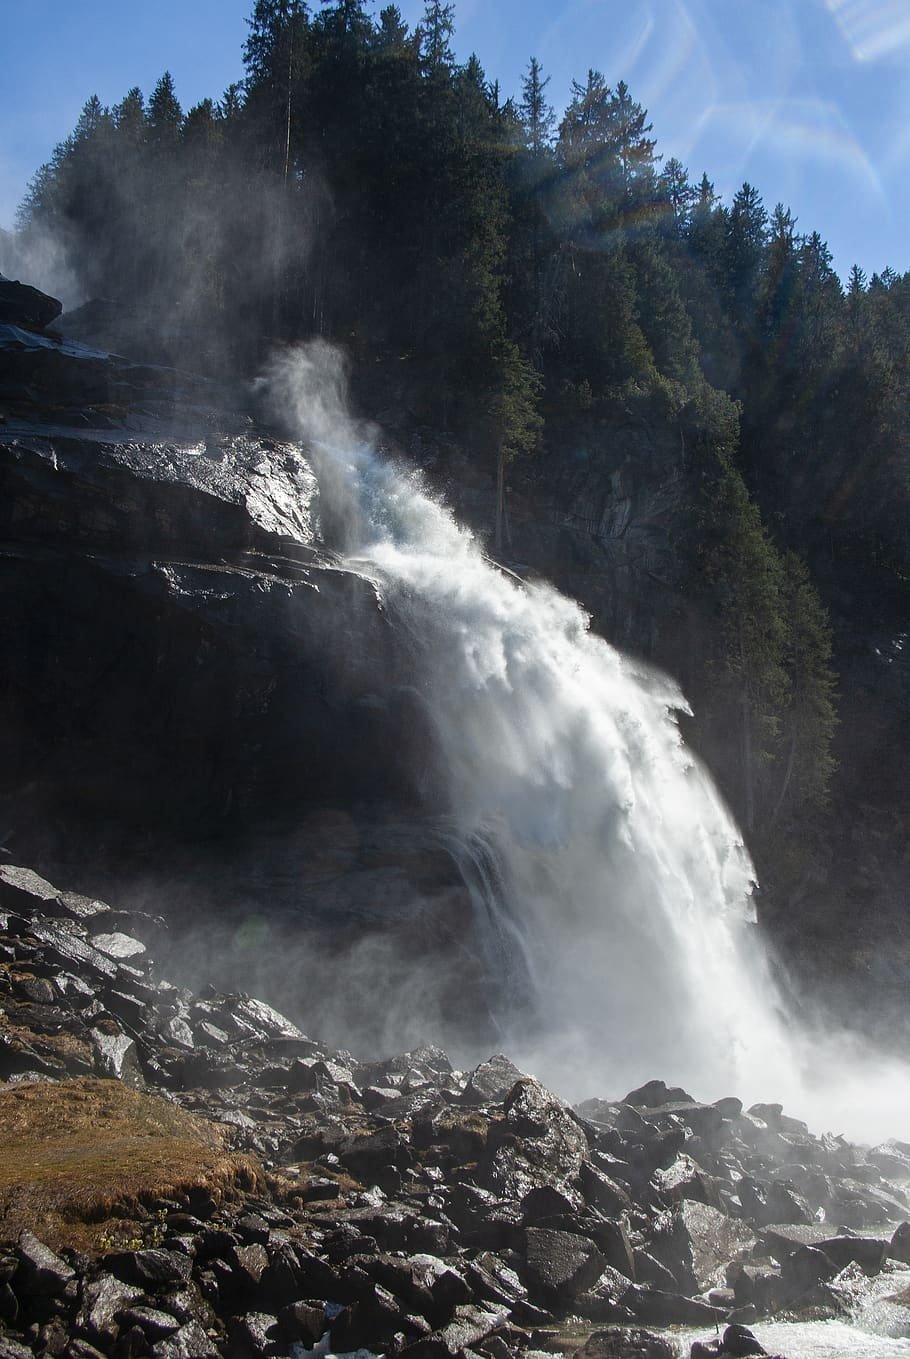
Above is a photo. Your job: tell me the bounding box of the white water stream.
[269,343,909,1142]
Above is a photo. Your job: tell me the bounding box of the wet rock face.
[0,275,62,331]
[1,864,909,1359]
[0,427,426,848]
[0,309,510,1047]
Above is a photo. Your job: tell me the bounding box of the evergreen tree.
[770,552,838,824]
[520,57,555,153]
[147,72,183,148]
[658,156,696,236]
[112,87,146,142]
[419,0,455,72]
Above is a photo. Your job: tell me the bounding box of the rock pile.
[1,862,909,1358]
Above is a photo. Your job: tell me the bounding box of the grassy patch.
[0,1078,262,1251]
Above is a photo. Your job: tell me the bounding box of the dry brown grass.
[0,1010,95,1074]
[0,1078,262,1251]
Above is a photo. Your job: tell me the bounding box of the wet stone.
[523,1228,607,1309]
[227,1311,279,1356]
[572,1326,677,1359]
[890,1221,910,1264]
[90,931,146,960]
[0,865,60,913]
[461,1055,528,1106]
[236,1213,271,1245]
[277,1301,326,1347]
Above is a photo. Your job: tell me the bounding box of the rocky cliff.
[1,271,907,1056]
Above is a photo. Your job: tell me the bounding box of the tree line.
[13,0,910,911]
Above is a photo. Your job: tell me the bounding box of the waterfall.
[267,343,803,1107]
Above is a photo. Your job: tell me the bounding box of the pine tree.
[847,263,867,297]
[112,87,146,143]
[419,0,455,72]
[606,80,657,194]
[243,0,307,84]
[658,156,696,236]
[520,57,555,153]
[147,72,183,148]
[377,4,411,51]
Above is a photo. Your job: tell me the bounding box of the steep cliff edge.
[1,275,907,1051]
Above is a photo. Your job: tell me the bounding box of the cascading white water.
[266,343,905,1129]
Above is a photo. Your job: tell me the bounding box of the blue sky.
[2,0,908,279]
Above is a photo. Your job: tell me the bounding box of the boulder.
[522,1228,606,1309]
[0,275,62,331]
[649,1202,756,1295]
[779,1244,839,1297]
[572,1327,677,1359]
[14,1231,75,1298]
[329,1284,409,1350]
[105,1248,193,1291]
[461,1055,528,1105]
[400,1302,506,1359]
[889,1221,910,1264]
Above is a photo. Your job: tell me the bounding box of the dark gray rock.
[0,275,62,331]
[338,1125,415,1181]
[0,865,61,913]
[0,1338,34,1359]
[728,1262,786,1316]
[737,1176,813,1227]
[105,1248,193,1290]
[719,1323,769,1356]
[329,1285,406,1350]
[150,1319,220,1359]
[889,1221,910,1264]
[580,1161,633,1217]
[362,1253,471,1325]
[400,1302,507,1359]
[277,1301,326,1346]
[780,1245,839,1297]
[118,1306,182,1339]
[462,1055,528,1106]
[625,1286,722,1326]
[676,1201,758,1293]
[522,1228,606,1309]
[572,1327,677,1359]
[521,1185,577,1222]
[0,1281,18,1323]
[77,1273,142,1342]
[226,1311,279,1357]
[813,1234,889,1275]
[759,1223,835,1260]
[462,1255,527,1310]
[624,1081,695,1109]
[15,1230,75,1297]
[68,1341,111,1359]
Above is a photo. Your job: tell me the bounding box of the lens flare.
[827,0,910,60]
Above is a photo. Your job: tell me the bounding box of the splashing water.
[266,343,897,1125]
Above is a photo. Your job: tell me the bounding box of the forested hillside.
[6,0,909,1020]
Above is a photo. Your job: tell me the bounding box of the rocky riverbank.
[2,861,909,1359]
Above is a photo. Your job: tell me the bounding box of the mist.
[231,339,906,1145]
